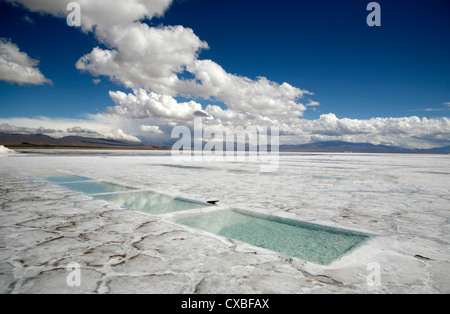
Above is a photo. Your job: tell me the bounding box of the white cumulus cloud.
[185,60,311,117]
[285,114,450,149]
[140,125,163,134]
[0,38,52,85]
[76,24,209,96]
[107,88,209,123]
[0,117,141,142]
[5,0,173,32]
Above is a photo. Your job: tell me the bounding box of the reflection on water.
[60,181,136,194]
[94,192,211,214]
[39,174,210,214]
[38,175,92,183]
[176,209,371,265]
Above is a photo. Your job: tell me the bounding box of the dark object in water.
[207,200,219,204]
[414,254,432,261]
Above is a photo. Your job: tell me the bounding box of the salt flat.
[0,150,449,293]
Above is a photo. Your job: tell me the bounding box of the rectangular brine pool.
[38,174,93,183]
[38,174,372,264]
[38,174,212,215]
[176,209,372,265]
[94,192,212,215]
[58,181,136,195]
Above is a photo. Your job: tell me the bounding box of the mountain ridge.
[279,140,450,154]
[1,133,449,154]
[0,132,169,150]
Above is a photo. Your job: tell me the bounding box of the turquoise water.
[176,209,371,265]
[94,192,212,215]
[59,181,136,194]
[39,174,211,214]
[39,175,92,183]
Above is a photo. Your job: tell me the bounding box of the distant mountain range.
[0,132,169,150]
[1,133,449,154]
[279,141,450,154]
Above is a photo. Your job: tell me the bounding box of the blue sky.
[0,0,449,148]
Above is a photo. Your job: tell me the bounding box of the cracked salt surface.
[0,150,449,293]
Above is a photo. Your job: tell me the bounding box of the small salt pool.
[176,209,372,265]
[39,174,135,194]
[38,174,212,214]
[93,192,212,215]
[59,181,136,195]
[38,174,93,183]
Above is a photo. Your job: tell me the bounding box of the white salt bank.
[0,145,15,154]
